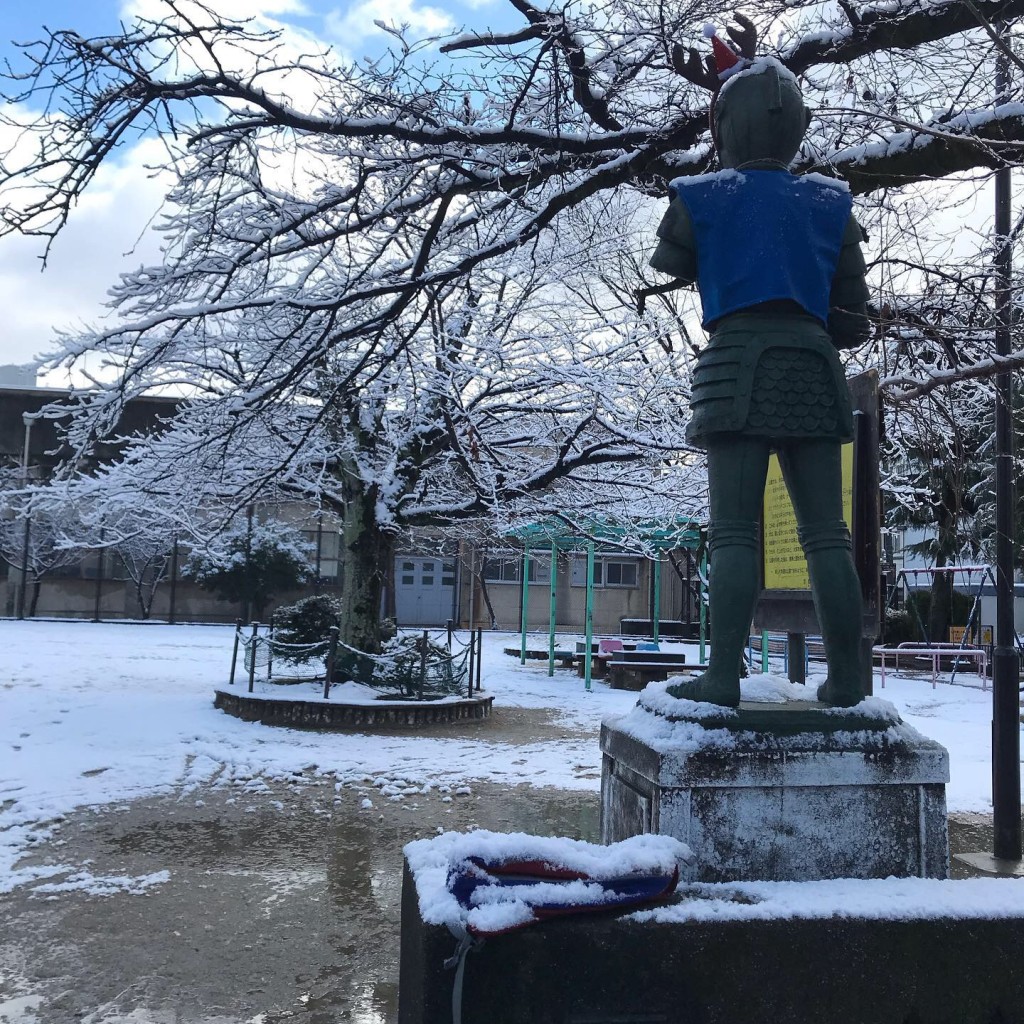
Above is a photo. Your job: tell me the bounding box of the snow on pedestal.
[600,679,950,882]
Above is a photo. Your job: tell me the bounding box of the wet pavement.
[0,761,599,1023]
[0,707,1011,1024]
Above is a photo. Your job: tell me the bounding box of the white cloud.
[0,126,173,374]
[324,0,455,48]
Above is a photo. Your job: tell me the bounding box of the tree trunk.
[927,477,959,644]
[928,557,952,646]
[28,577,41,618]
[135,579,151,620]
[339,487,395,658]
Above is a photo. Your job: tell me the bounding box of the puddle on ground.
[3,775,1004,1024]
[0,779,599,1024]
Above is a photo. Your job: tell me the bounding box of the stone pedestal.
[600,689,950,882]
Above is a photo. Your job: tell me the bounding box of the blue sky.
[3,0,511,70]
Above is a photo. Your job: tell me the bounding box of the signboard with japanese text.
[754,370,880,638]
[762,443,854,591]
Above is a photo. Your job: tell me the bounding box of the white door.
[395,557,456,625]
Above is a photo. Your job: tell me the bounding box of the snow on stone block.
[404,829,690,936]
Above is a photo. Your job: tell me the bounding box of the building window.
[570,555,640,589]
[303,529,340,582]
[482,551,552,585]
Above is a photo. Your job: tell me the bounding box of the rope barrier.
[235,623,471,697]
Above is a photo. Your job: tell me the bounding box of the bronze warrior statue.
[650,19,871,708]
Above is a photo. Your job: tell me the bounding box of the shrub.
[273,594,342,664]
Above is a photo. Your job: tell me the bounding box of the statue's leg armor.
[668,436,769,706]
[778,440,864,706]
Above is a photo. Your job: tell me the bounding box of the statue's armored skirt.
[685,313,855,450]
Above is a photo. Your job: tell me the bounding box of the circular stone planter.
[214,689,494,730]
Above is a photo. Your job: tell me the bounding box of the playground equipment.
[886,564,1020,685]
[506,517,705,690]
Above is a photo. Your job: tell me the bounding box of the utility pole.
[16,413,35,620]
[991,31,1022,863]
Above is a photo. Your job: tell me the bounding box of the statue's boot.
[667,520,759,708]
[800,521,864,708]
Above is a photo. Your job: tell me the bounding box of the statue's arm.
[648,198,698,284]
[828,214,871,349]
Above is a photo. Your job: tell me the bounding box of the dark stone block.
[399,860,1024,1024]
[213,689,493,729]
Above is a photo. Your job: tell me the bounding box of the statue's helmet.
[712,58,810,169]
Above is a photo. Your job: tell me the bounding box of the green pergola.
[506,517,706,690]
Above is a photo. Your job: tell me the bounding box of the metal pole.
[242,504,254,624]
[267,620,274,681]
[168,534,179,625]
[475,627,483,692]
[519,547,530,665]
[17,414,34,620]
[761,629,769,674]
[699,551,708,665]
[323,626,339,700]
[584,542,595,691]
[229,617,243,686]
[247,622,258,694]
[788,631,807,686]
[314,512,323,593]
[548,543,557,676]
[653,554,662,644]
[418,629,429,701]
[992,33,1022,862]
[92,528,105,623]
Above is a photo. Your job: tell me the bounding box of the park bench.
[606,649,696,691]
[575,639,637,678]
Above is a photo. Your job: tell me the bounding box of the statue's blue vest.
[671,170,852,327]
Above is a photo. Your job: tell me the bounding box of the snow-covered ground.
[0,619,1016,894]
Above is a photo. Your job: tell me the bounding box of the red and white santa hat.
[703,23,746,80]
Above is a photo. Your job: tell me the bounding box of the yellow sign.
[949,625,993,645]
[763,443,854,591]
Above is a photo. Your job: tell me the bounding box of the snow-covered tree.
[184,517,313,622]
[0,478,88,617]
[3,0,1024,649]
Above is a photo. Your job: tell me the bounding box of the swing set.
[880,564,1020,687]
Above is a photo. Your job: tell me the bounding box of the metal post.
[699,551,708,665]
[267,620,274,681]
[323,626,339,700]
[16,413,34,620]
[229,618,243,686]
[247,622,259,694]
[992,33,1021,862]
[168,534,179,625]
[788,632,807,686]
[761,629,769,674]
[242,504,254,624]
[314,512,323,593]
[92,529,105,623]
[653,554,662,643]
[520,547,530,664]
[547,543,558,676]
[584,542,596,691]
[418,629,429,701]
[475,627,483,692]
